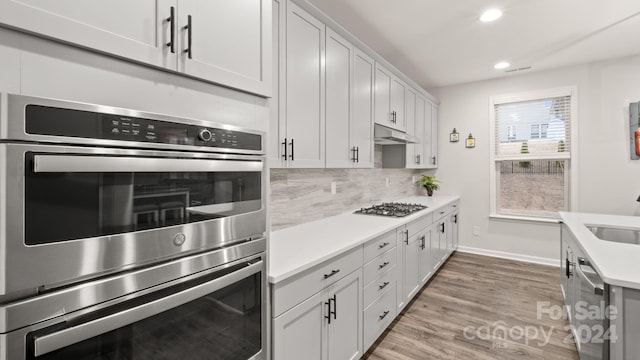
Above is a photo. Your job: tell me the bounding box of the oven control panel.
[24,104,262,151]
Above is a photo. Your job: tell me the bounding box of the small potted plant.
[420,175,440,197]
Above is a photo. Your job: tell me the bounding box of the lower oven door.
[15,254,266,360]
[0,142,266,297]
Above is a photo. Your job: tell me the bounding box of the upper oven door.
[0,143,266,297]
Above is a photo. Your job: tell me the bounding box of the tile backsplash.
[269,146,433,230]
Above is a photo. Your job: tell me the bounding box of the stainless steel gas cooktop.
[354,202,427,217]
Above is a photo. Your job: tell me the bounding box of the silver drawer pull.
[439,211,445,214]
[378,261,390,270]
[378,242,390,249]
[323,269,340,279]
[379,310,390,320]
[378,281,390,290]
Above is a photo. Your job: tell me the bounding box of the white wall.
[0,27,269,132]
[430,54,640,262]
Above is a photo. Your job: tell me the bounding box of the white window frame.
[489,86,579,222]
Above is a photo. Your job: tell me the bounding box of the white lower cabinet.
[273,269,363,360]
[271,200,460,359]
[399,223,433,310]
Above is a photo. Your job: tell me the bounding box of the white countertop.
[560,211,640,290]
[269,195,460,284]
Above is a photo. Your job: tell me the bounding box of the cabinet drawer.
[406,213,433,236]
[363,266,396,307]
[272,246,363,317]
[433,206,451,223]
[363,230,396,263]
[363,247,396,286]
[363,282,397,350]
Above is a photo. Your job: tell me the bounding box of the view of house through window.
[492,92,573,218]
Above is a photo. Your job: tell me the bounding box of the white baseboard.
[457,246,559,267]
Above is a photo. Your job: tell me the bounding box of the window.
[531,123,549,139]
[507,125,517,141]
[490,87,577,219]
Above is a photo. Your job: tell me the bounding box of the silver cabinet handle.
[33,260,263,356]
[33,155,262,173]
[378,261,390,270]
[378,281,390,290]
[379,310,390,320]
[378,242,390,249]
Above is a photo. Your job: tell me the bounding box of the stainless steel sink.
[587,225,640,245]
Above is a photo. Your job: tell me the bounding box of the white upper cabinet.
[268,0,284,166]
[404,88,417,168]
[0,0,272,97]
[374,62,406,131]
[325,28,353,168]
[0,0,176,68]
[325,32,374,169]
[374,64,392,129]
[406,94,427,168]
[283,1,325,168]
[424,103,439,168]
[179,0,272,96]
[351,49,374,168]
[390,77,406,131]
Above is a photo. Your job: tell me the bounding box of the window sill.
[489,214,561,225]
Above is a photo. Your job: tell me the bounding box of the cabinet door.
[285,2,325,168]
[404,88,417,168]
[390,77,406,131]
[446,214,454,256]
[452,212,459,250]
[0,0,176,69]
[418,229,432,284]
[325,28,353,168]
[268,0,286,168]
[432,220,445,270]
[424,104,439,168]
[351,49,374,168]
[395,227,407,311]
[414,95,426,168]
[327,270,363,360]
[374,64,392,128]
[439,220,448,263]
[179,0,271,96]
[403,232,421,305]
[273,289,328,360]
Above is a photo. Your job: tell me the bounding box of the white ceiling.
[305,0,640,89]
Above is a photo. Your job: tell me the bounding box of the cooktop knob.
[198,129,212,142]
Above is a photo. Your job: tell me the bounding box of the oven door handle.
[33,155,263,173]
[33,259,263,357]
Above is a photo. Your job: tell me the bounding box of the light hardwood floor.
[363,252,579,360]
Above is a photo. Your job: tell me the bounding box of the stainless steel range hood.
[374,124,419,145]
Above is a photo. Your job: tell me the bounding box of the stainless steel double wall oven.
[0,94,267,360]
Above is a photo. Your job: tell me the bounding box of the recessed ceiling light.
[480,9,503,22]
[494,61,510,69]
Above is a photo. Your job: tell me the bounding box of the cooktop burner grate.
[354,202,427,217]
